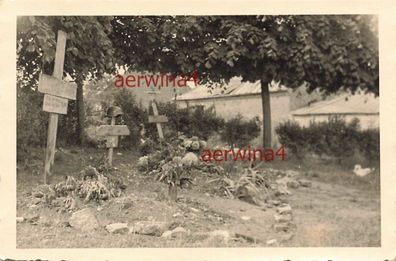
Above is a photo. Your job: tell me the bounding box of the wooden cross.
[38,30,77,184]
[148,91,168,140]
[148,90,175,200]
[97,106,130,167]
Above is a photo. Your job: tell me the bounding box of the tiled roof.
[291,92,379,116]
[177,77,287,101]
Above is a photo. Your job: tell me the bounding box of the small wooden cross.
[97,106,130,167]
[38,30,77,184]
[148,90,168,140]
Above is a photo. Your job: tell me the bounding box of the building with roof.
[174,77,322,145]
[291,93,379,129]
[175,77,290,120]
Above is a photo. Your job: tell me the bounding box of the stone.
[25,213,40,224]
[234,232,259,243]
[287,179,300,189]
[280,198,289,204]
[274,223,290,232]
[68,208,100,231]
[38,216,52,227]
[209,230,231,242]
[16,217,24,223]
[280,233,294,242]
[274,214,292,223]
[181,152,199,167]
[241,216,251,221]
[266,239,277,245]
[275,178,292,195]
[172,212,182,218]
[33,192,44,198]
[285,170,299,177]
[130,221,170,236]
[305,170,319,178]
[105,223,129,234]
[162,226,188,239]
[191,232,211,241]
[161,230,173,239]
[172,226,187,233]
[121,202,133,210]
[277,204,292,215]
[298,179,312,187]
[32,198,42,205]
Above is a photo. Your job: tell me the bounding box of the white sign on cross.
[38,30,77,184]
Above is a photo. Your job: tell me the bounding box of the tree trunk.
[76,80,85,145]
[260,79,272,148]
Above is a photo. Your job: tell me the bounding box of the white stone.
[209,230,231,242]
[274,214,292,223]
[161,230,173,238]
[129,221,170,236]
[68,208,100,231]
[105,223,129,234]
[277,204,292,215]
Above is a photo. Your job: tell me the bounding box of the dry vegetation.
[16,146,380,248]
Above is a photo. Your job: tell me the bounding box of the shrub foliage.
[112,91,225,148]
[220,114,261,148]
[275,117,379,165]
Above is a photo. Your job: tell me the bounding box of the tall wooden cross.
[148,90,168,140]
[38,30,77,184]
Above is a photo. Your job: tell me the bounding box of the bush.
[17,83,84,160]
[220,114,261,148]
[359,128,380,163]
[113,90,148,148]
[17,84,48,159]
[275,117,379,166]
[57,100,80,146]
[154,103,225,140]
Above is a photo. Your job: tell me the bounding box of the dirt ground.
[16,147,380,248]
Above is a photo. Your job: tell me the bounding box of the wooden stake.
[168,183,177,202]
[43,30,67,184]
[44,113,58,184]
[151,101,164,140]
[108,116,116,167]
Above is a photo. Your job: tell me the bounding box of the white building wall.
[176,92,291,146]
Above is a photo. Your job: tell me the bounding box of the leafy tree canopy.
[17,16,117,85]
[112,15,378,95]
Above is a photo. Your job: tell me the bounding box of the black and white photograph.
[14,14,381,249]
